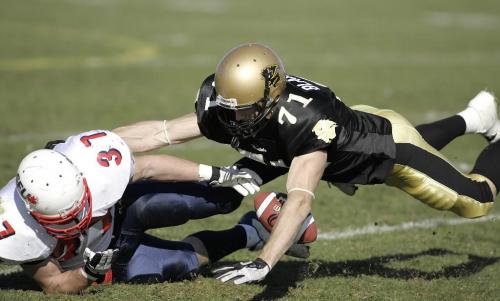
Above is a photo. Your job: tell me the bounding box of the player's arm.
[132,155,201,182]
[132,155,262,196]
[259,150,326,267]
[213,150,327,284]
[22,247,117,294]
[22,259,90,294]
[112,112,202,153]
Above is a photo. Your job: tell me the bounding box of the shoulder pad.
[54,130,134,217]
[0,180,55,264]
[195,73,216,113]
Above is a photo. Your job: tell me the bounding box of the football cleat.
[459,90,500,143]
[238,211,310,259]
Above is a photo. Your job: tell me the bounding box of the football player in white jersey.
[0,129,262,293]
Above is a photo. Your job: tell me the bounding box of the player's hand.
[210,166,262,196]
[82,248,118,281]
[212,258,270,284]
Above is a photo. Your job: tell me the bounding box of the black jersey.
[195,74,396,185]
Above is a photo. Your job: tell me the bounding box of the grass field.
[1,0,500,300]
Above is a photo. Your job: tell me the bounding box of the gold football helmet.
[215,43,286,140]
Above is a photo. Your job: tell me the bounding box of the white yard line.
[318,214,500,240]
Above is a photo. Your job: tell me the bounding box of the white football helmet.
[16,149,92,240]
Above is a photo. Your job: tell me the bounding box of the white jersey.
[0,179,56,264]
[0,130,133,269]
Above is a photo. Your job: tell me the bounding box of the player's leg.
[388,110,497,217]
[414,115,466,150]
[112,214,257,283]
[387,141,497,218]
[114,181,243,266]
[113,211,308,283]
[415,91,500,150]
[182,213,262,269]
[121,181,244,219]
[113,223,254,283]
[354,105,497,218]
[113,234,201,283]
[186,211,309,265]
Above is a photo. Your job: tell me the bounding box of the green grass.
[1,0,500,300]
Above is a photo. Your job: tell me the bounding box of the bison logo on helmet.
[261,64,281,89]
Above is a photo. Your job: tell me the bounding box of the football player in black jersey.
[114,43,500,284]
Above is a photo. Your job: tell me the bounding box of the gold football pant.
[351,105,494,218]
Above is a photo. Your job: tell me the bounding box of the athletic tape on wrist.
[198,164,213,181]
[287,188,315,199]
[163,120,172,145]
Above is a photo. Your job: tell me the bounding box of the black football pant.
[352,105,494,218]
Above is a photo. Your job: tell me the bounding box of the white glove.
[212,258,270,284]
[199,165,262,196]
[82,248,118,281]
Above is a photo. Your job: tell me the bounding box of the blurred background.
[1,1,499,171]
[1,0,500,299]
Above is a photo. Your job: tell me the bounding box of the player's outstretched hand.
[211,166,262,196]
[212,258,270,284]
[82,248,118,281]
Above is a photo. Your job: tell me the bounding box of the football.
[254,191,317,244]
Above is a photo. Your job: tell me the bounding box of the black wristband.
[254,258,270,269]
[84,265,104,282]
[209,166,220,182]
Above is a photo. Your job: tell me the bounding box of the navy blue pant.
[112,181,242,283]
